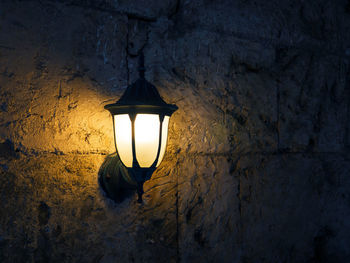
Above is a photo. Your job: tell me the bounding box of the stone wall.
[0,0,349,262]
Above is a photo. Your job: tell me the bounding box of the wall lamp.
[100,53,178,203]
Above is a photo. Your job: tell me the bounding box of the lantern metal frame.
[103,53,178,203]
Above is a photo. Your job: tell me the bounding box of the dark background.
[0,0,350,262]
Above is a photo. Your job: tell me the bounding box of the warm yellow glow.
[114,114,133,167]
[156,116,169,167]
[114,113,170,168]
[135,114,160,167]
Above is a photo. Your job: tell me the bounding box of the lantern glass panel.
[114,114,133,167]
[135,114,160,167]
[156,116,169,167]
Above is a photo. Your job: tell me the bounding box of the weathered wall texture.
[0,0,350,262]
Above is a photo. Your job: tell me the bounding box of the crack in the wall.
[77,2,157,22]
[237,171,243,246]
[125,17,130,85]
[0,45,15,50]
[175,159,180,263]
[126,12,157,23]
[57,80,62,99]
[232,153,244,248]
[277,79,280,151]
[344,60,350,149]
[171,151,348,160]
[10,145,348,158]
[168,0,181,20]
[48,0,159,22]
[297,53,314,108]
[9,148,110,157]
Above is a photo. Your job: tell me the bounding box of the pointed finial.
[138,51,145,78]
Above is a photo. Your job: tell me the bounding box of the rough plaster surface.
[0,0,349,262]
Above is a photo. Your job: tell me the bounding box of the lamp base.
[136,182,144,203]
[98,153,137,203]
[127,168,156,203]
[99,153,157,203]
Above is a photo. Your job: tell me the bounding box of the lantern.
[104,53,178,202]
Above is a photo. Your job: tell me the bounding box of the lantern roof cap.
[116,77,172,106]
[105,52,178,116]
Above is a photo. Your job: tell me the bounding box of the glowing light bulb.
[114,114,170,168]
[114,114,132,167]
[135,114,160,167]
